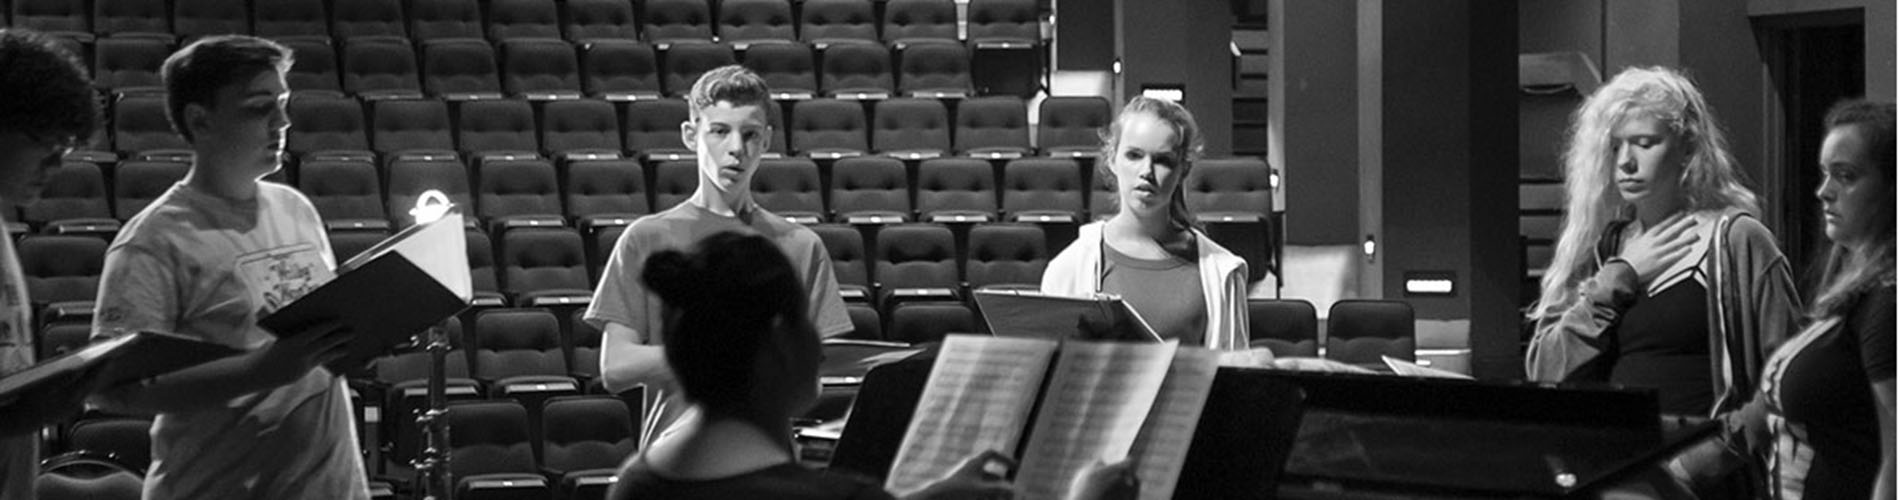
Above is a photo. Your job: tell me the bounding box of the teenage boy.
[0,28,103,500]
[89,35,368,500]
[587,65,853,441]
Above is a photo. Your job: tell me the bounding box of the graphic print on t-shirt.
[235,242,333,314]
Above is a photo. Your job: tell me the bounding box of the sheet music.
[339,212,471,300]
[885,335,1059,495]
[1127,347,1221,500]
[1014,340,1179,500]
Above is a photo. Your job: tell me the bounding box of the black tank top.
[1606,279,1713,414]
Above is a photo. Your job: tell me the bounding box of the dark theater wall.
[1272,0,1360,245]
[1114,0,1234,157]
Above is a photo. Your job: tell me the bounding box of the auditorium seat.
[540,396,636,500]
[472,308,583,449]
[588,225,625,282]
[568,309,605,380]
[21,162,120,236]
[1325,300,1416,365]
[1000,157,1083,223]
[286,92,373,163]
[751,157,826,224]
[369,98,459,163]
[741,42,818,100]
[765,100,791,157]
[830,156,911,224]
[16,234,105,322]
[477,158,567,230]
[1249,299,1319,357]
[955,96,1032,159]
[562,0,640,43]
[716,0,796,47]
[331,0,408,39]
[642,0,715,45]
[649,160,698,211]
[540,99,624,161]
[443,400,553,500]
[281,37,343,95]
[660,41,736,98]
[788,98,868,159]
[622,98,693,161]
[111,160,188,219]
[486,0,561,41]
[579,40,662,101]
[813,223,872,302]
[1187,157,1274,282]
[799,0,879,47]
[896,39,972,98]
[499,227,594,306]
[111,93,193,161]
[965,0,1039,96]
[12,0,92,41]
[844,302,883,340]
[455,99,543,163]
[967,0,1037,46]
[563,159,649,230]
[1037,96,1111,158]
[873,223,960,309]
[93,0,170,38]
[383,158,474,225]
[819,41,893,100]
[881,0,957,46]
[369,317,482,468]
[34,453,143,500]
[1089,162,1117,220]
[171,0,250,38]
[886,301,975,344]
[420,38,504,101]
[296,159,391,231]
[964,223,1046,290]
[498,38,584,101]
[915,158,997,223]
[341,36,425,100]
[36,321,92,360]
[252,0,328,38]
[92,35,172,95]
[871,97,950,160]
[407,0,484,41]
[466,229,509,307]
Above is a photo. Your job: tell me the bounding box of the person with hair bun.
[607,232,1026,500]
[1040,96,1251,351]
[1524,67,1801,418]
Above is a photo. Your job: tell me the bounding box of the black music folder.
[260,212,472,371]
[971,289,1163,342]
[0,331,241,402]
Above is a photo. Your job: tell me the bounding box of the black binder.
[0,331,241,402]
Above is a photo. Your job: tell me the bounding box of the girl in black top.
[1756,99,1895,500]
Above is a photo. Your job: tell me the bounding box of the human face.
[1815,125,1886,246]
[1611,115,1689,213]
[683,101,770,194]
[189,70,290,180]
[0,131,70,208]
[1110,112,1184,216]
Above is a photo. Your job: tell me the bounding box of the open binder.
[0,331,241,403]
[971,289,1163,342]
[259,211,473,371]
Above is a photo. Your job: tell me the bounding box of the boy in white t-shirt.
[88,35,369,500]
[0,28,105,500]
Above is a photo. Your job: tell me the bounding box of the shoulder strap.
[1595,219,1632,264]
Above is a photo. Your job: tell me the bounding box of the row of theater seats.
[9,0,1039,49]
[71,34,1015,103]
[95,93,1106,169]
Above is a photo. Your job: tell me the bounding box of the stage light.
[1363,235,1377,263]
[410,189,452,225]
[1140,84,1184,103]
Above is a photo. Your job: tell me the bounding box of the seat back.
[650,160,698,210]
[642,0,715,43]
[1037,96,1111,154]
[881,0,957,44]
[253,0,328,37]
[487,0,561,41]
[95,0,170,36]
[455,99,541,156]
[579,40,661,99]
[915,158,997,219]
[871,98,950,156]
[172,0,249,38]
[966,0,1038,43]
[1000,157,1083,218]
[474,307,568,379]
[1325,300,1415,363]
[788,98,868,156]
[563,0,640,42]
[445,400,539,477]
[717,0,795,43]
[819,41,892,97]
[34,454,143,500]
[17,235,107,305]
[540,396,637,473]
[93,35,172,93]
[331,0,408,38]
[341,36,422,97]
[887,302,975,344]
[844,302,883,340]
[112,93,189,156]
[741,42,817,97]
[751,157,825,219]
[964,223,1046,289]
[564,159,649,219]
[873,223,958,290]
[1248,299,1319,357]
[499,227,591,296]
[499,38,583,97]
[384,158,473,218]
[660,41,736,97]
[420,38,502,99]
[623,98,692,156]
[830,156,911,220]
[287,92,369,155]
[540,99,623,156]
[896,40,971,96]
[297,159,387,221]
[477,158,563,221]
[955,96,1030,155]
[281,37,342,94]
[369,98,455,155]
[66,417,153,472]
[800,0,878,44]
[813,223,871,290]
[1185,157,1273,215]
[23,162,112,226]
[112,160,189,219]
[408,0,483,40]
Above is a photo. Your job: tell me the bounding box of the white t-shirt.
[92,182,368,500]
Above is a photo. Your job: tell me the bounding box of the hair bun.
[641,249,704,305]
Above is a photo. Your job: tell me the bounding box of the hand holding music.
[1065,458,1140,500]
[903,449,1017,500]
[252,318,352,385]
[1617,213,1700,286]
